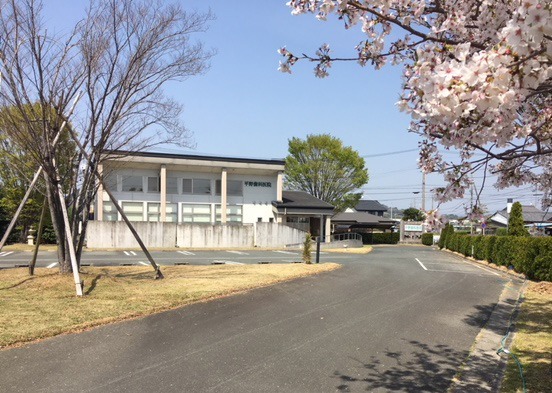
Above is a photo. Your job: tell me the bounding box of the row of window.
[106,175,245,196]
[103,201,243,223]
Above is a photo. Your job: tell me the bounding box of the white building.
[96,150,285,225]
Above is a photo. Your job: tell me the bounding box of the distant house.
[487,199,552,235]
[334,199,395,232]
[351,200,388,217]
[272,190,335,238]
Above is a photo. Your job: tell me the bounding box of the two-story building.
[96,150,286,225]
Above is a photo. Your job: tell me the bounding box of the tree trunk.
[44,173,71,273]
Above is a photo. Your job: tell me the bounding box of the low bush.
[360,232,399,244]
[530,253,552,281]
[421,233,433,246]
[443,234,551,281]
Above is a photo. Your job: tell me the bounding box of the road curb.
[448,278,527,392]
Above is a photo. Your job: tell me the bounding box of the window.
[215,180,243,196]
[286,216,310,224]
[103,174,118,192]
[182,179,211,195]
[166,177,178,194]
[166,203,177,222]
[147,177,160,193]
[102,201,118,221]
[182,179,192,194]
[215,205,242,223]
[258,217,262,222]
[147,202,177,222]
[194,179,211,195]
[182,204,212,223]
[122,201,144,221]
[269,218,274,223]
[122,176,143,192]
[147,203,160,222]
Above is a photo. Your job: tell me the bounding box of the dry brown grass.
[0,263,339,348]
[1,244,58,252]
[501,281,552,392]
[324,245,373,254]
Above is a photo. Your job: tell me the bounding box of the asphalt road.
[0,249,345,268]
[0,246,513,392]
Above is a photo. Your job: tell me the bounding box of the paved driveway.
[0,246,516,392]
[0,249,346,268]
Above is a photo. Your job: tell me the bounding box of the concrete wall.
[86,221,306,249]
[176,224,254,248]
[254,223,307,248]
[86,221,177,249]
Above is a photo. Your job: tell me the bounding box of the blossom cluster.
[280,0,552,207]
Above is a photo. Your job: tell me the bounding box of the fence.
[86,221,306,249]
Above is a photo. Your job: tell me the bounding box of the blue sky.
[41,1,541,215]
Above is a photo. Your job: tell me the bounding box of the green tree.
[508,202,529,237]
[285,134,369,211]
[0,105,76,244]
[402,208,425,222]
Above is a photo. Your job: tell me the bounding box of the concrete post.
[276,171,283,202]
[97,163,104,221]
[325,216,332,243]
[221,168,227,224]
[160,164,167,222]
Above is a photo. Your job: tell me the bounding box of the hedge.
[442,234,552,281]
[421,233,434,246]
[360,232,400,244]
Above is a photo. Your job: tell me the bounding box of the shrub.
[493,237,517,267]
[473,236,485,260]
[302,232,312,264]
[438,224,451,249]
[529,253,552,281]
[485,236,497,262]
[421,233,433,246]
[360,232,399,244]
[496,228,508,236]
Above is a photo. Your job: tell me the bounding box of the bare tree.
[0,0,214,273]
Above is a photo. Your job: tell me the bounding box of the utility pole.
[470,185,474,235]
[421,172,426,212]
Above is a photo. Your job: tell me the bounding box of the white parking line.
[138,261,148,266]
[130,251,137,256]
[226,250,248,255]
[46,262,58,268]
[416,258,428,271]
[0,251,14,257]
[274,251,297,255]
[123,251,131,256]
[178,251,195,256]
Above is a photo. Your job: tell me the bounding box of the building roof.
[332,211,383,224]
[272,191,334,210]
[103,149,285,166]
[354,200,387,212]
[489,205,552,225]
[331,212,396,228]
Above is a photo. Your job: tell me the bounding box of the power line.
[361,148,419,158]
